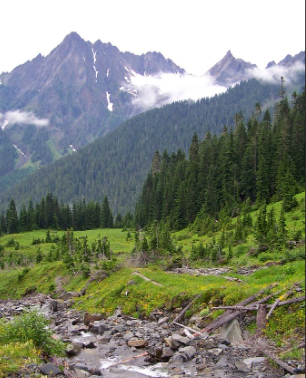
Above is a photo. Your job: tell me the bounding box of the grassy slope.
[0,193,304,347]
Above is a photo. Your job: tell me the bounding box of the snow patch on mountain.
[106,92,113,111]
[13,144,26,158]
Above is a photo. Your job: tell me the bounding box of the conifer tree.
[6,199,19,234]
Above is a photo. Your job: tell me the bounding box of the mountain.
[0,79,288,215]
[0,32,184,179]
[0,32,304,197]
[206,50,257,86]
[207,50,305,86]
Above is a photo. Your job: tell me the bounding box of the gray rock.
[216,356,229,367]
[164,337,181,349]
[179,345,197,360]
[243,357,266,368]
[172,333,190,345]
[235,361,249,373]
[161,347,174,361]
[65,342,82,356]
[219,319,244,345]
[39,363,62,376]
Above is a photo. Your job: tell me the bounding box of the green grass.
[0,261,68,298]
[0,228,134,258]
[0,341,41,377]
[173,192,305,264]
[0,192,304,360]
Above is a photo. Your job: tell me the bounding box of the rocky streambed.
[0,293,304,378]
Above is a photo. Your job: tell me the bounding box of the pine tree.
[6,199,19,234]
[101,196,113,228]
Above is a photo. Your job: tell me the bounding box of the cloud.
[247,61,305,84]
[122,72,228,112]
[0,110,49,129]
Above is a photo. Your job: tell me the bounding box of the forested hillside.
[0,79,287,214]
[135,90,305,229]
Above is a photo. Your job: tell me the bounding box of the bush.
[6,239,16,247]
[280,248,305,264]
[0,310,65,356]
[258,252,279,262]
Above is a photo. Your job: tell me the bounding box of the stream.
[1,293,302,377]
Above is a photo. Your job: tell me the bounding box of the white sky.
[0,0,305,75]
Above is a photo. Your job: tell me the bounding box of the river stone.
[65,342,82,356]
[179,345,197,360]
[83,341,97,349]
[235,361,249,373]
[39,363,62,376]
[243,357,266,368]
[161,347,174,361]
[73,368,90,378]
[172,334,190,345]
[127,339,148,348]
[216,356,229,367]
[164,337,181,349]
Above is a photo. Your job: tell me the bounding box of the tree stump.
[256,304,267,337]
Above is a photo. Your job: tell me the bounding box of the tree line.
[135,90,305,230]
[0,193,133,235]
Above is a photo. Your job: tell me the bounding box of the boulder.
[218,319,244,345]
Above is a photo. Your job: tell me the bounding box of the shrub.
[0,310,65,356]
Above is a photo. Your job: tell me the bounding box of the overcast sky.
[0,0,305,76]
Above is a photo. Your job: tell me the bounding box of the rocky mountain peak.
[207,51,257,86]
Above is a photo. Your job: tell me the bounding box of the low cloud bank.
[247,61,305,84]
[123,61,304,112]
[0,110,49,129]
[128,72,228,111]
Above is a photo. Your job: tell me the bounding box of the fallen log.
[212,295,305,311]
[132,272,164,287]
[261,348,295,374]
[200,284,277,334]
[266,298,280,320]
[170,293,202,325]
[211,305,258,311]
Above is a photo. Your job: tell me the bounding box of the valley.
[0,29,305,378]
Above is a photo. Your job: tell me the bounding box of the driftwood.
[108,352,149,367]
[172,321,200,335]
[261,348,295,374]
[212,295,305,311]
[266,298,281,319]
[132,272,164,287]
[170,293,202,325]
[200,284,277,334]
